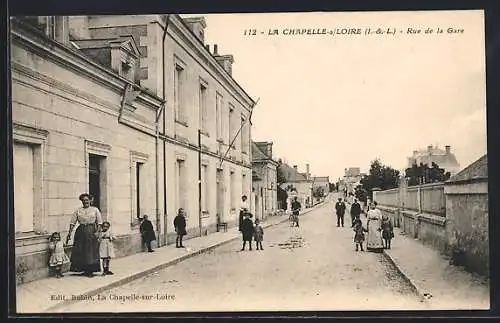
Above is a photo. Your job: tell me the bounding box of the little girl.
[48,232,69,278]
[253,219,264,251]
[99,221,116,275]
[381,214,394,249]
[353,218,368,252]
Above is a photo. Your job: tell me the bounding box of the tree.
[276,160,288,185]
[328,183,335,192]
[360,159,400,199]
[405,161,450,186]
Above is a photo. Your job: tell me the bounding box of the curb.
[382,249,430,304]
[45,202,327,312]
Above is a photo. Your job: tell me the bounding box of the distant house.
[312,176,330,197]
[251,141,279,220]
[342,167,363,194]
[279,162,313,208]
[408,145,460,175]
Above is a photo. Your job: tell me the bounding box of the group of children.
[240,213,264,251]
[48,221,116,278]
[352,212,394,252]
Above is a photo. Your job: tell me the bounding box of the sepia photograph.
[10,10,489,314]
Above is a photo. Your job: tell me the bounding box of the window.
[230,170,236,210]
[201,164,209,212]
[199,82,208,133]
[174,64,186,124]
[130,151,148,224]
[241,115,249,154]
[13,143,34,233]
[85,140,111,218]
[216,93,223,140]
[240,116,245,152]
[175,158,186,213]
[122,61,132,81]
[13,123,48,236]
[88,154,104,211]
[242,173,247,199]
[228,105,234,148]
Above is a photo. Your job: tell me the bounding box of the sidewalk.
[16,202,328,313]
[346,202,489,310]
[384,227,490,310]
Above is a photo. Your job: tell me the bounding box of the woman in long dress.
[366,201,384,252]
[66,193,103,277]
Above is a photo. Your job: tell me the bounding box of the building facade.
[312,176,330,196]
[408,145,461,175]
[12,14,255,284]
[68,14,254,242]
[279,163,313,208]
[11,16,164,284]
[251,141,279,220]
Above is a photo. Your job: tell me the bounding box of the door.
[216,169,224,222]
[88,154,101,210]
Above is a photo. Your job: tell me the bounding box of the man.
[139,214,156,252]
[239,195,250,232]
[174,208,187,248]
[350,198,362,227]
[335,197,346,227]
[291,197,301,227]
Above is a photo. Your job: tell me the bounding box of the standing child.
[99,221,116,275]
[254,219,264,251]
[352,218,368,252]
[240,213,255,251]
[48,232,70,278]
[381,214,394,249]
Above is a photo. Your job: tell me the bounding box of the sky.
[182,10,487,181]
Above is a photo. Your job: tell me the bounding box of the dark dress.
[140,219,156,243]
[381,218,394,240]
[174,215,187,236]
[69,207,102,273]
[241,218,254,241]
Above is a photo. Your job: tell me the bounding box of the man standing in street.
[350,198,362,227]
[239,195,250,232]
[335,197,346,227]
[139,214,156,252]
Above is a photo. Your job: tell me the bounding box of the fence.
[374,182,445,216]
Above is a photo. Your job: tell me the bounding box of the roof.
[448,154,487,182]
[313,176,329,181]
[410,154,459,168]
[251,142,269,160]
[279,162,309,182]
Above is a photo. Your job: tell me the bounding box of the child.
[48,232,70,278]
[254,219,264,251]
[352,218,368,252]
[99,221,116,275]
[381,214,394,249]
[240,213,255,251]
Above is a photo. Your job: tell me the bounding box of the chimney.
[293,165,298,171]
[445,145,451,154]
[213,44,218,55]
[205,44,210,51]
[182,16,207,43]
[267,143,273,158]
[214,45,235,75]
[306,164,310,180]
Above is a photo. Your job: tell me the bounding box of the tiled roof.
[251,142,269,160]
[279,163,309,182]
[449,155,487,182]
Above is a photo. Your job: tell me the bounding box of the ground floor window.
[13,143,35,233]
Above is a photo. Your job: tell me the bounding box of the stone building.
[11,16,164,283]
[67,14,254,241]
[11,14,255,283]
[251,141,279,220]
[408,145,461,175]
[312,176,330,196]
[279,163,313,208]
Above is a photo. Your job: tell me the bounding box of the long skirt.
[70,224,101,273]
[366,219,384,251]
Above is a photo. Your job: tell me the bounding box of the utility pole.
[198,129,202,237]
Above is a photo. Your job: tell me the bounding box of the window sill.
[175,119,188,127]
[15,231,50,240]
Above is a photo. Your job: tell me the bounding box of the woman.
[366,201,384,252]
[66,193,103,277]
[174,208,187,248]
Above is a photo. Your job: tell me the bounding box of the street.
[55,197,428,312]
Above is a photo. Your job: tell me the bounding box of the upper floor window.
[199,80,208,133]
[174,63,187,124]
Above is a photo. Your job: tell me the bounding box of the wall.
[374,173,489,277]
[444,179,489,276]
